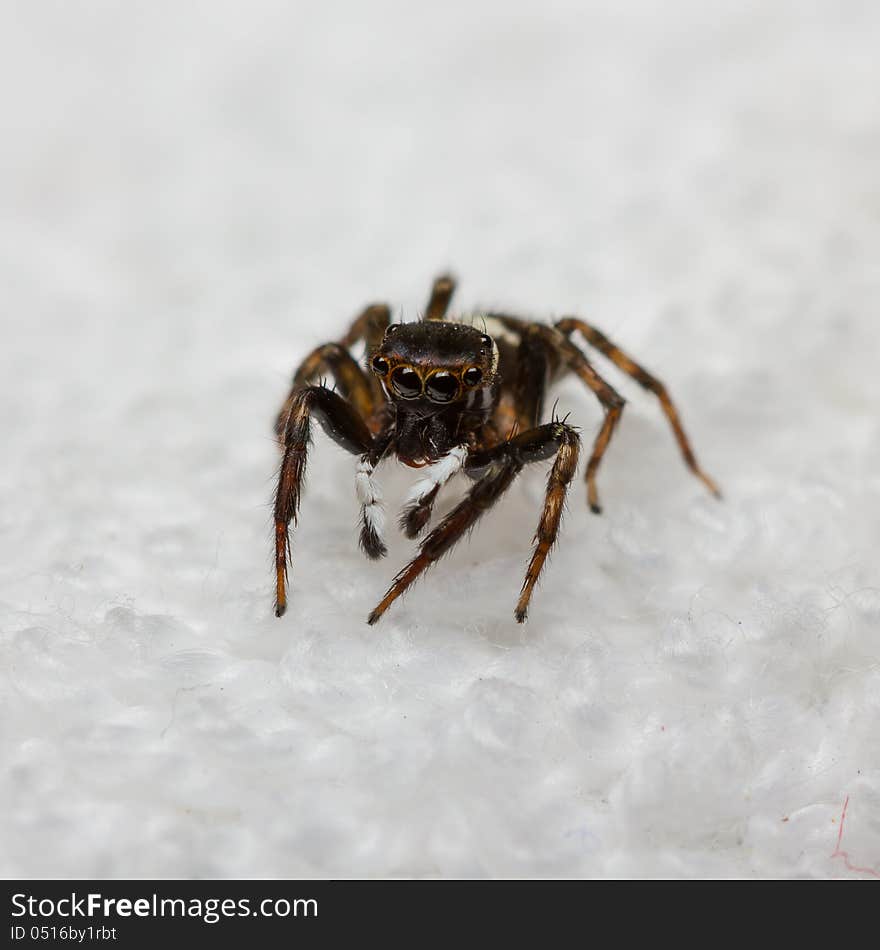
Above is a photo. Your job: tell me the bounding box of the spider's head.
[369,320,498,409]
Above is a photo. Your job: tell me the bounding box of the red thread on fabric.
[831,796,880,879]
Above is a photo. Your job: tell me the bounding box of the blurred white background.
[1,0,879,878]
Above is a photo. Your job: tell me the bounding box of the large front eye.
[390,366,422,399]
[425,371,460,403]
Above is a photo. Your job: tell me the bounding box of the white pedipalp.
[356,456,386,542]
[402,444,469,514]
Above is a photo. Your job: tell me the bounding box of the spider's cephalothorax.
[272,274,720,625]
[369,321,500,466]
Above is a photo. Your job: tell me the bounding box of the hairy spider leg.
[424,274,457,321]
[275,303,392,440]
[514,425,580,621]
[555,317,721,498]
[274,386,388,618]
[468,422,581,622]
[367,456,520,625]
[340,302,393,407]
[275,343,377,440]
[511,323,554,430]
[368,421,580,625]
[339,302,392,350]
[487,314,625,515]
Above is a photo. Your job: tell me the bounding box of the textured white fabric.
[2,0,879,879]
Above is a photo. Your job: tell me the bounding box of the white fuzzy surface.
[2,0,879,879]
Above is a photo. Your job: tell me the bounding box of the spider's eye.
[425,371,460,403]
[480,334,492,347]
[390,366,422,399]
[463,367,483,386]
[371,355,389,375]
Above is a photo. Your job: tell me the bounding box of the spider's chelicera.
[272,274,720,624]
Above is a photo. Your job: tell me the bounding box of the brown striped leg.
[424,274,456,321]
[511,324,552,430]
[486,314,625,515]
[367,458,520,625]
[515,423,581,622]
[469,421,581,622]
[275,302,392,440]
[339,302,392,406]
[274,344,378,442]
[481,313,551,429]
[559,339,625,515]
[274,386,380,618]
[339,302,392,349]
[556,317,721,498]
[370,421,581,625]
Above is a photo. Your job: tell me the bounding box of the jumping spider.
[273,274,720,624]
